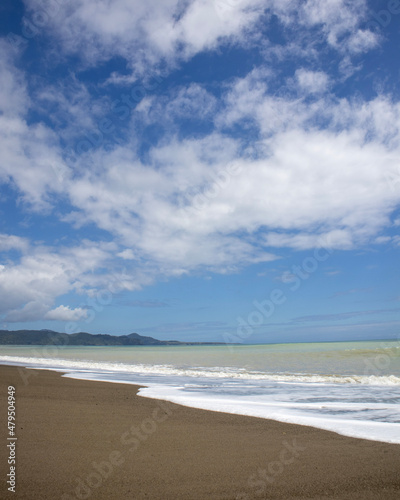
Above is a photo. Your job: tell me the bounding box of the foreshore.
[1,364,400,499]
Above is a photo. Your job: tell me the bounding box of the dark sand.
[1,365,400,499]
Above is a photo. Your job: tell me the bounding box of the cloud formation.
[24,0,266,75]
[0,0,399,325]
[44,305,88,322]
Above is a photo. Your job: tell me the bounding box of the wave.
[1,355,400,386]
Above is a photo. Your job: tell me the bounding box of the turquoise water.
[1,340,399,378]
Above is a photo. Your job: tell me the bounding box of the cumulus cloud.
[117,249,136,260]
[295,69,329,94]
[0,234,29,253]
[166,84,217,119]
[44,305,88,321]
[347,29,380,53]
[23,0,375,80]
[300,0,370,51]
[0,41,69,209]
[3,64,399,290]
[133,83,217,132]
[24,0,266,75]
[61,108,400,271]
[0,239,139,322]
[0,41,28,116]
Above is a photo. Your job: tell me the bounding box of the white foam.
[138,385,400,444]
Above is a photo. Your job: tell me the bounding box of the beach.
[1,365,400,499]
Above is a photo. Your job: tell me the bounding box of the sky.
[0,0,399,343]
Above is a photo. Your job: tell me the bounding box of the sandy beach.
[1,364,400,499]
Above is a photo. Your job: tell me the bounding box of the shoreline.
[2,355,399,446]
[1,364,400,499]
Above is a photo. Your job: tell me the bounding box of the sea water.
[1,340,400,444]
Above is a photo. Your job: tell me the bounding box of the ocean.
[1,340,400,444]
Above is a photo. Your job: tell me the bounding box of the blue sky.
[0,0,399,343]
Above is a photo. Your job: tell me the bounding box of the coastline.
[1,364,400,499]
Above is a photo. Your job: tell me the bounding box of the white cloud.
[0,239,139,322]
[167,84,217,119]
[44,305,88,322]
[295,69,329,94]
[0,248,79,319]
[263,230,354,251]
[374,236,391,245]
[134,83,217,129]
[0,41,70,210]
[300,0,369,51]
[34,76,104,144]
[117,249,136,260]
[1,36,399,295]
[60,117,400,275]
[347,29,380,54]
[14,57,391,284]
[0,41,28,116]
[20,0,378,90]
[24,0,266,75]
[216,66,271,128]
[0,234,29,253]
[257,0,378,77]
[219,68,400,147]
[4,301,50,323]
[0,116,69,209]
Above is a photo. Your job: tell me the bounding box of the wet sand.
[1,364,400,499]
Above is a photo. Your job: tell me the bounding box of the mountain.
[0,329,222,346]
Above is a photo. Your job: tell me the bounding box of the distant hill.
[0,329,222,346]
